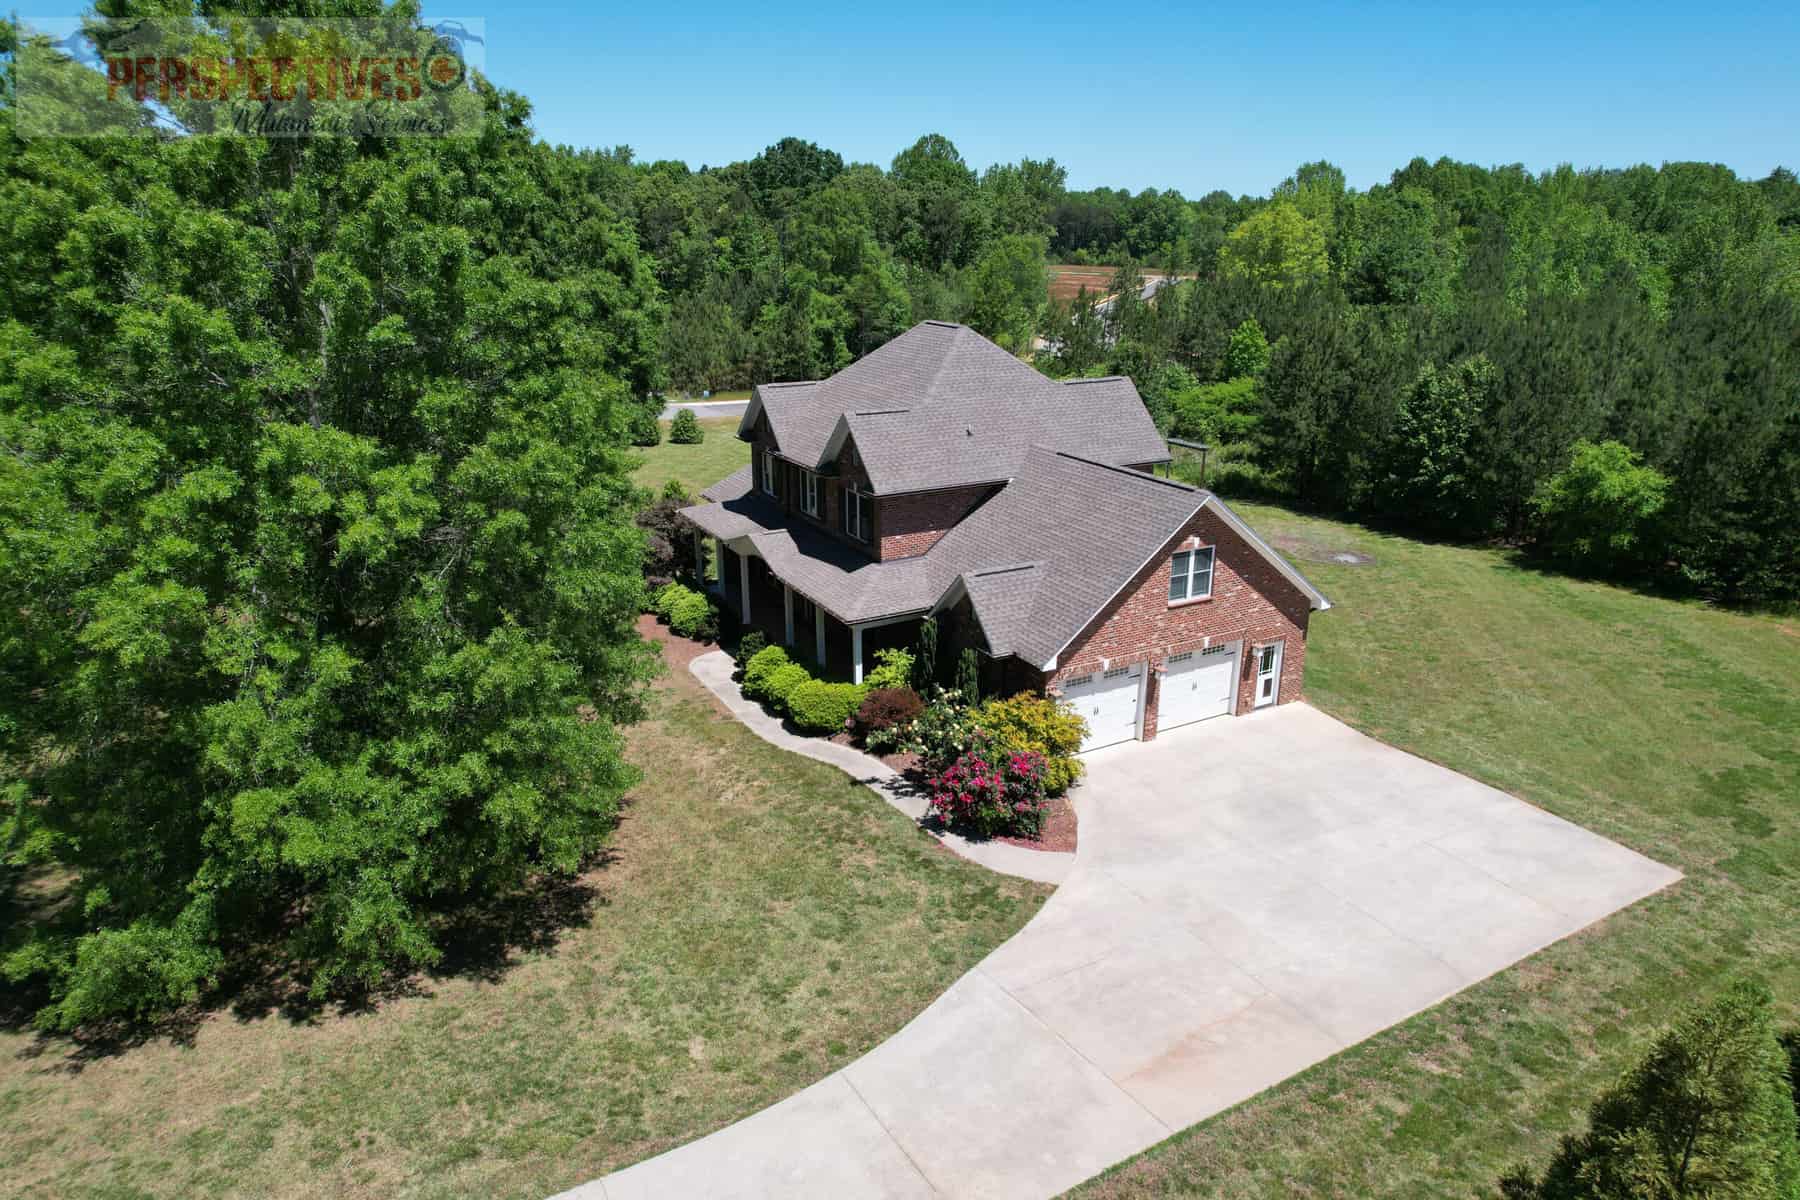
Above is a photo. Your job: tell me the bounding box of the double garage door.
[1062,642,1241,753]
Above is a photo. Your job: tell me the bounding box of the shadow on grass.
[1,839,624,1071]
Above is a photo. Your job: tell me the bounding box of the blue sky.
[441,0,1795,195]
[20,2,1796,194]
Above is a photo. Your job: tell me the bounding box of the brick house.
[679,320,1331,751]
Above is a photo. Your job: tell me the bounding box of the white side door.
[1254,641,1283,708]
[1159,643,1238,730]
[1062,665,1144,752]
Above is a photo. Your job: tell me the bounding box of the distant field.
[1048,264,1123,302]
[1047,264,1195,303]
[631,417,744,496]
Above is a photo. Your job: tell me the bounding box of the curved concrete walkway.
[688,651,1074,885]
[558,700,1679,1200]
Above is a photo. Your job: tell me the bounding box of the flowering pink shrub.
[925,733,1048,839]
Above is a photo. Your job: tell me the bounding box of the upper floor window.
[1168,546,1215,602]
[800,470,820,517]
[841,482,872,543]
[760,449,777,497]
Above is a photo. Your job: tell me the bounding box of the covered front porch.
[692,530,919,683]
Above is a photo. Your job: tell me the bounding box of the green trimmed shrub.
[786,681,869,733]
[764,663,814,711]
[974,692,1087,795]
[741,645,792,700]
[865,646,914,691]
[669,408,703,444]
[734,630,768,667]
[668,592,717,640]
[651,580,699,621]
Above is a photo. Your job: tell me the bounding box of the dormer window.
[800,470,820,517]
[1169,545,1215,603]
[841,482,872,543]
[760,449,777,497]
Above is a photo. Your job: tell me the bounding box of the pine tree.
[1503,980,1800,1199]
[956,648,982,705]
[911,617,938,691]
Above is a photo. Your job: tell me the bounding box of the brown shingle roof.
[686,449,1216,659]
[683,449,1328,663]
[921,448,1212,666]
[743,321,1169,493]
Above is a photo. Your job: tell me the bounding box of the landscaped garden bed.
[728,620,1088,851]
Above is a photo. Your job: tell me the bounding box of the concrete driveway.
[564,703,1679,1200]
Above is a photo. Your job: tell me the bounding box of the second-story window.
[841,482,872,543]
[760,449,777,497]
[800,470,820,517]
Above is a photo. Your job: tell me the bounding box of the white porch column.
[739,553,752,623]
[783,584,795,646]
[814,606,826,667]
[711,539,724,595]
[850,624,863,685]
[692,531,705,580]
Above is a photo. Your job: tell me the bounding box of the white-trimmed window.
[760,449,777,497]
[841,482,872,543]
[800,470,820,517]
[1168,546,1215,602]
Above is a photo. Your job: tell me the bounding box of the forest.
[602,138,1800,608]
[0,5,1795,1027]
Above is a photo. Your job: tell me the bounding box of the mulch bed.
[636,612,715,672]
[995,797,1078,854]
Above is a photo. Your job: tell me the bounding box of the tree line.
[578,130,1798,604]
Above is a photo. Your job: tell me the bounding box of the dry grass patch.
[0,641,1047,1199]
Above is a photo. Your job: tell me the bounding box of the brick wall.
[748,424,879,559]
[1044,506,1313,740]
[877,484,996,560]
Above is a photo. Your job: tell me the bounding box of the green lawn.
[632,416,746,497]
[1072,503,1800,1198]
[0,635,1047,1199]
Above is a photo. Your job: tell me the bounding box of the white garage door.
[1159,643,1238,731]
[1062,664,1144,752]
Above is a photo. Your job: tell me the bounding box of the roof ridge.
[760,380,818,389]
[918,323,966,405]
[967,561,1042,578]
[1045,448,1206,495]
[1060,375,1131,385]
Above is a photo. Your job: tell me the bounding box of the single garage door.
[1062,664,1144,752]
[1159,643,1239,731]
